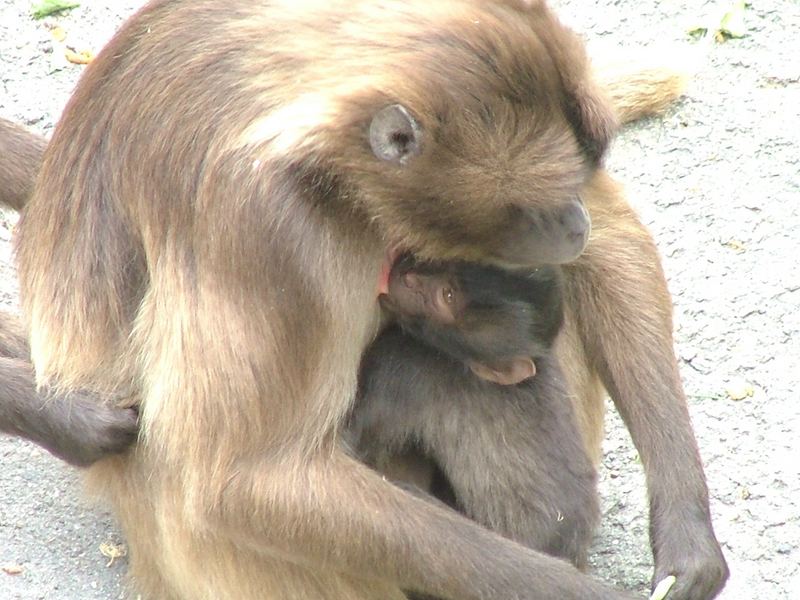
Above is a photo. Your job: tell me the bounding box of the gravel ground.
[1,1,798,598]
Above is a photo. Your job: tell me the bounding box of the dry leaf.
[65,48,94,65]
[722,239,746,252]
[725,378,754,401]
[688,1,748,42]
[2,564,24,575]
[50,26,67,42]
[720,1,747,38]
[99,541,127,567]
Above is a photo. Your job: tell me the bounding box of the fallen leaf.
[725,378,754,401]
[720,1,747,38]
[687,1,748,42]
[99,541,127,567]
[722,239,746,252]
[31,0,80,19]
[1,564,23,575]
[688,26,708,39]
[65,48,94,65]
[50,26,67,42]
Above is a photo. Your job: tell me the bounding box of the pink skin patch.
[376,247,401,297]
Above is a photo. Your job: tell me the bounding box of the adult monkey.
[12,2,726,600]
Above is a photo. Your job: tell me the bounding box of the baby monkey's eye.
[432,284,458,324]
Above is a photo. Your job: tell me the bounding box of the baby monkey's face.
[379,255,564,386]
[382,256,466,326]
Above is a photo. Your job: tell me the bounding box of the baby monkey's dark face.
[380,255,564,385]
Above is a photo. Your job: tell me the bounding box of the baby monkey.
[350,255,599,568]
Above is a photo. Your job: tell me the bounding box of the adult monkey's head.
[315,0,617,270]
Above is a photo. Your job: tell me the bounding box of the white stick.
[650,576,678,600]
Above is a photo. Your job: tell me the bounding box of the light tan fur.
[594,60,689,124]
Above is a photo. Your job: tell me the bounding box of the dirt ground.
[1,1,798,598]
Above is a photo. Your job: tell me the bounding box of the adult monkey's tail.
[594,52,691,125]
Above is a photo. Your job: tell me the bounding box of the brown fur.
[0,119,45,211]
[7,1,725,599]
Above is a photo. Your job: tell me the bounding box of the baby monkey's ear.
[467,357,536,386]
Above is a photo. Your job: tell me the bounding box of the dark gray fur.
[0,311,137,467]
[349,262,599,568]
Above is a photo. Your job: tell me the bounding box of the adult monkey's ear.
[521,0,618,164]
[467,357,536,386]
[369,104,423,165]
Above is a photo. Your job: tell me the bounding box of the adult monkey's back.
[16,1,725,599]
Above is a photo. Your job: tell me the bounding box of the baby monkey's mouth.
[377,252,418,305]
[376,246,403,297]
